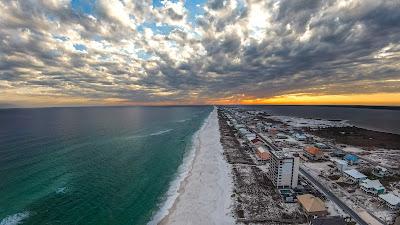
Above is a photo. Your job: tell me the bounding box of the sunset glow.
[1,0,400,107]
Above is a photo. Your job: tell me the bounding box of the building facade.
[268,151,299,189]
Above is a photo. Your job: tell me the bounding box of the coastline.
[156,107,235,225]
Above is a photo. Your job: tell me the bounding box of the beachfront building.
[297,194,328,217]
[267,151,299,189]
[331,159,348,172]
[343,169,367,184]
[303,146,324,161]
[256,146,271,161]
[344,154,359,165]
[372,166,389,178]
[360,179,385,195]
[379,193,400,210]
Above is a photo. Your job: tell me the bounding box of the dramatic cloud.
[0,0,399,106]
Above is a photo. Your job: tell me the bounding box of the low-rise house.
[331,149,346,157]
[297,194,328,217]
[303,146,324,161]
[372,166,389,178]
[294,133,307,141]
[276,133,288,139]
[256,146,271,161]
[315,143,329,150]
[331,159,348,172]
[250,138,263,146]
[343,169,367,184]
[379,193,400,210]
[344,154,359,165]
[245,134,256,142]
[310,216,346,225]
[360,179,385,195]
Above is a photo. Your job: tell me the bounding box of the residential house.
[315,143,329,150]
[276,133,288,139]
[379,193,400,210]
[303,146,324,161]
[344,154,359,165]
[256,146,271,161]
[372,166,389,178]
[331,159,348,172]
[294,133,307,141]
[360,179,385,195]
[331,149,346,157]
[250,138,263,146]
[343,169,367,184]
[297,194,328,217]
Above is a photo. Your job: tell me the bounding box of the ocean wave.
[175,118,190,123]
[127,129,173,139]
[0,212,29,225]
[146,110,211,225]
[148,129,173,136]
[56,186,67,194]
[146,132,199,225]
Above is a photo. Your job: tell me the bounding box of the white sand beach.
[159,108,235,225]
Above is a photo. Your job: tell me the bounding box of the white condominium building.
[268,151,299,189]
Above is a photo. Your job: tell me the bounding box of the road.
[299,167,369,225]
[236,120,373,225]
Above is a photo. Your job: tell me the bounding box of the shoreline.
[157,107,235,225]
[147,108,213,225]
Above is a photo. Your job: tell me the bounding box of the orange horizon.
[2,92,400,107]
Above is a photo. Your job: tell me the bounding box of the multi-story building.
[268,151,299,189]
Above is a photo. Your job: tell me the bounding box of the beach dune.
[160,108,235,225]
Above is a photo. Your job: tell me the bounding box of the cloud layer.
[0,0,399,106]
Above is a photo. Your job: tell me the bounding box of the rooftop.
[271,150,293,159]
[360,179,385,189]
[304,146,322,155]
[297,194,327,213]
[344,154,359,161]
[379,193,400,206]
[344,169,367,179]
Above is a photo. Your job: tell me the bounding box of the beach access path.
[160,108,235,225]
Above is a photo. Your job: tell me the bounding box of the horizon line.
[1,104,400,110]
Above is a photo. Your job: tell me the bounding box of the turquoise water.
[0,106,212,225]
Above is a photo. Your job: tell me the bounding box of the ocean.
[0,106,212,225]
[239,105,400,134]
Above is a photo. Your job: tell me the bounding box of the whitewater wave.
[127,129,173,139]
[175,118,189,123]
[146,110,211,225]
[0,212,29,225]
[56,186,67,194]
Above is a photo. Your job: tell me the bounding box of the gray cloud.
[0,0,399,105]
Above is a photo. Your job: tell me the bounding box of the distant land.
[0,103,19,109]
[230,104,400,111]
[1,104,400,110]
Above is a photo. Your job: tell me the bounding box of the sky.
[0,0,400,107]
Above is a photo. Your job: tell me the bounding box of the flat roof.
[271,150,293,159]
